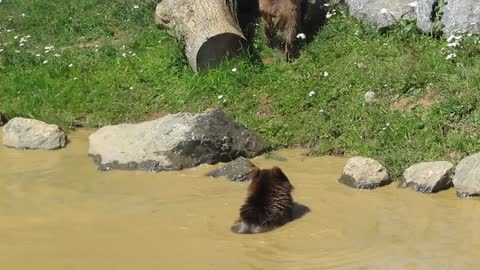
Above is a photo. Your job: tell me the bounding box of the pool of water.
[0,130,479,269]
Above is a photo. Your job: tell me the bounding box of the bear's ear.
[250,167,260,180]
[271,166,289,182]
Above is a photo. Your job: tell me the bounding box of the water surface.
[0,130,479,269]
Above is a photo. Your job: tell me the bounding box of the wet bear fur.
[231,166,294,234]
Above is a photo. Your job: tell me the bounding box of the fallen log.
[155,0,247,71]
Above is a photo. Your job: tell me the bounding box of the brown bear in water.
[231,166,294,234]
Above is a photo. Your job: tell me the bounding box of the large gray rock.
[453,153,480,198]
[2,117,67,150]
[206,157,256,181]
[442,0,480,36]
[346,0,416,30]
[399,161,454,193]
[88,110,270,172]
[339,157,392,189]
[416,0,438,33]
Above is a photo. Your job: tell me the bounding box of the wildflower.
[308,91,316,97]
[133,5,139,9]
[74,77,79,80]
[122,53,128,58]
[0,49,3,53]
[445,53,457,60]
[129,86,134,90]
[296,33,306,40]
[15,50,20,53]
[447,35,462,43]
[7,29,12,33]
[217,95,224,99]
[19,36,28,43]
[447,42,460,47]
[14,35,18,39]
[326,12,333,19]
[68,63,73,68]
[44,46,54,53]
[355,62,366,68]
[54,53,61,57]
[21,13,26,17]
[19,43,24,47]
[43,60,48,64]
[132,53,136,56]
[36,54,41,57]
[323,3,330,6]
[231,67,237,72]
[323,71,329,77]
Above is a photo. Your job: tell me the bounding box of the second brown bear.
[231,166,294,234]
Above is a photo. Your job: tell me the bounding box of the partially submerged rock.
[2,117,67,150]
[345,0,416,31]
[399,161,454,193]
[452,153,480,198]
[88,110,270,172]
[206,157,255,181]
[442,0,480,36]
[339,157,391,189]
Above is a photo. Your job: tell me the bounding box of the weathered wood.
[155,0,247,71]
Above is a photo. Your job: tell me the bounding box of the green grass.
[1,0,480,176]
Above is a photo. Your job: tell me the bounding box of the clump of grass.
[1,1,479,176]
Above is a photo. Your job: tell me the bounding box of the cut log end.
[196,33,246,70]
[155,0,246,72]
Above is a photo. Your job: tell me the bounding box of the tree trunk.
[155,0,247,71]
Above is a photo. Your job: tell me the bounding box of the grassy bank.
[1,0,480,175]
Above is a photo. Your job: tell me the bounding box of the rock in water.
[2,117,67,150]
[339,157,391,189]
[399,161,454,193]
[442,0,480,36]
[345,0,416,31]
[453,153,480,198]
[88,110,270,172]
[206,157,256,181]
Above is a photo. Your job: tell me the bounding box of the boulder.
[88,110,270,172]
[2,117,67,150]
[399,161,454,193]
[345,0,416,30]
[339,157,391,189]
[206,157,256,181]
[415,0,437,33]
[452,153,480,198]
[442,0,480,36]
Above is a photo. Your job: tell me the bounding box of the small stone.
[399,161,454,193]
[206,157,256,181]
[339,157,391,189]
[452,153,480,198]
[2,117,67,150]
[364,91,377,103]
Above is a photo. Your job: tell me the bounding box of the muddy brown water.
[1,130,479,269]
